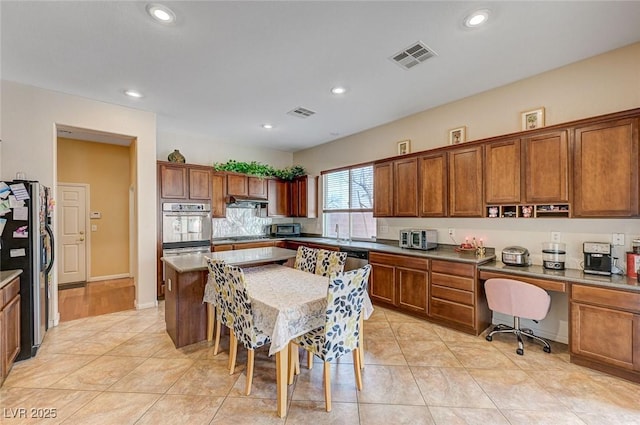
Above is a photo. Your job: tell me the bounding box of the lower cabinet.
[570,284,640,381]
[164,265,207,348]
[369,252,429,316]
[1,276,21,386]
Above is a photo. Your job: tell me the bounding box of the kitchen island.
[162,247,297,348]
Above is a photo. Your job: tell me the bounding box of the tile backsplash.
[212,207,272,238]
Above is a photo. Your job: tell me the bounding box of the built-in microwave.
[271,223,301,237]
[399,229,438,250]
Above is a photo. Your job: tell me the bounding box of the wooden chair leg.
[213,320,222,355]
[288,342,296,385]
[353,349,363,390]
[307,351,314,369]
[246,349,255,395]
[206,304,215,342]
[359,314,365,369]
[228,331,237,374]
[323,361,332,412]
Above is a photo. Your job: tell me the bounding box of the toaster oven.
[271,223,301,237]
[399,229,437,250]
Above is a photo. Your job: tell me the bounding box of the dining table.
[242,263,374,418]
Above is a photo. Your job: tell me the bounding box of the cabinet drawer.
[369,252,429,271]
[430,298,475,327]
[431,260,474,277]
[572,285,640,313]
[431,284,474,306]
[431,272,474,292]
[2,277,20,306]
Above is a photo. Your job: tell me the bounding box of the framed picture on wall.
[448,126,466,145]
[397,139,411,155]
[521,107,545,130]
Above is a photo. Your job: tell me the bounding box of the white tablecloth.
[243,264,374,356]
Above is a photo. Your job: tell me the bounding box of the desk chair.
[484,278,552,355]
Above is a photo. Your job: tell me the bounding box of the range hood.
[225,195,268,208]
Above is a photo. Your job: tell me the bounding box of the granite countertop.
[162,246,297,273]
[0,269,23,290]
[479,262,640,292]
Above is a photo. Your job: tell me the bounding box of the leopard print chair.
[293,245,318,273]
[204,257,235,360]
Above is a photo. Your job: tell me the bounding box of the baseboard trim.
[492,316,568,344]
[136,300,158,310]
[87,273,131,282]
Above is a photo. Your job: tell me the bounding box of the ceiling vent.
[287,107,316,118]
[390,41,436,70]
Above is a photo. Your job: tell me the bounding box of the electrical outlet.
[612,233,625,246]
[448,228,455,237]
[551,232,561,242]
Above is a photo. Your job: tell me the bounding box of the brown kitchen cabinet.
[373,158,418,217]
[211,172,227,218]
[448,146,484,217]
[289,176,317,218]
[158,162,211,201]
[369,252,429,316]
[573,117,639,217]
[248,177,268,199]
[226,173,249,197]
[523,130,569,203]
[484,138,521,204]
[1,276,21,386]
[164,265,208,348]
[267,179,288,217]
[430,260,489,334]
[419,152,448,217]
[570,284,640,382]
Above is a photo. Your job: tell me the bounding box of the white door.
[57,184,87,284]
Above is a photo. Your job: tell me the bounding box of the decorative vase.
[168,149,185,163]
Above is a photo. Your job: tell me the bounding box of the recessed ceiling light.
[124,89,143,98]
[146,3,176,24]
[464,9,489,27]
[331,86,347,95]
[262,124,274,129]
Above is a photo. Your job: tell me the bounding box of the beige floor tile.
[48,355,147,391]
[105,332,173,357]
[0,387,100,424]
[398,340,462,367]
[135,394,224,425]
[576,410,640,425]
[285,400,359,424]
[61,391,160,425]
[384,309,424,323]
[411,366,495,408]
[362,321,396,340]
[446,341,518,369]
[358,403,435,425]
[103,315,165,333]
[364,307,388,322]
[291,361,358,403]
[3,354,98,388]
[362,337,407,366]
[432,325,483,343]
[501,409,588,424]
[168,358,241,396]
[428,406,510,425]
[390,320,442,341]
[43,331,138,356]
[209,397,286,424]
[149,338,212,359]
[58,314,130,332]
[469,368,564,411]
[357,365,425,405]
[107,357,193,393]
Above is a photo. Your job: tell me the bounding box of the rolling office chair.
[484,278,552,355]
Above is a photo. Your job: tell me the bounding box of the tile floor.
[2,303,640,424]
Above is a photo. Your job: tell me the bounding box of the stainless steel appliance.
[502,246,530,266]
[0,181,54,360]
[399,229,437,250]
[162,202,212,248]
[339,246,369,271]
[583,242,612,275]
[271,223,301,237]
[542,242,566,270]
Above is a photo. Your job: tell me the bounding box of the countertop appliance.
[271,223,301,237]
[0,181,54,361]
[399,229,437,250]
[542,242,566,270]
[501,246,530,266]
[583,242,612,275]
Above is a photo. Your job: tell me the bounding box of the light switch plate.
[612,233,625,246]
[551,232,561,242]
[91,224,98,232]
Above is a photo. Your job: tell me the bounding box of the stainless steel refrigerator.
[0,181,54,360]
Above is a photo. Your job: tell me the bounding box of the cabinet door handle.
[167,278,172,292]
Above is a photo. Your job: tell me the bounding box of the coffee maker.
[583,242,612,275]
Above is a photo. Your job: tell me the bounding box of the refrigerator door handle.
[45,223,55,273]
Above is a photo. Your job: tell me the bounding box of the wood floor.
[58,278,135,322]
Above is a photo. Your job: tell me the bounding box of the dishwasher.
[340,246,369,271]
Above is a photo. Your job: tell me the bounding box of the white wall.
[0,80,158,322]
[292,42,640,343]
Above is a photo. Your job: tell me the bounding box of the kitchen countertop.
[0,269,23,290]
[162,247,297,273]
[479,262,640,292]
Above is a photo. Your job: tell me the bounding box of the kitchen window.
[322,164,376,240]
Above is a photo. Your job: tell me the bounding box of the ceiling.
[3,1,640,152]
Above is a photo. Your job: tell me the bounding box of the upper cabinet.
[524,130,569,203]
[248,177,268,199]
[158,162,211,201]
[226,173,248,197]
[573,118,639,217]
[449,146,483,217]
[267,178,288,217]
[289,176,317,218]
[211,172,227,218]
[373,158,418,217]
[419,152,447,217]
[484,138,521,204]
